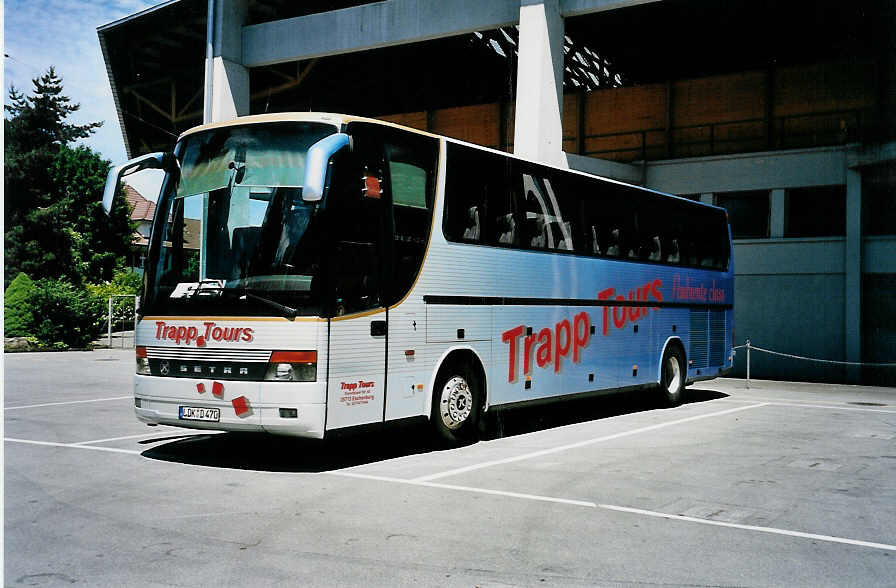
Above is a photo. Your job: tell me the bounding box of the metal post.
[745,338,751,389]
[108,296,113,348]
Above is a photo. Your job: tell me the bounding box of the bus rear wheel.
[658,345,685,407]
[431,362,480,445]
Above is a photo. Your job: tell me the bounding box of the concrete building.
[98,0,896,384]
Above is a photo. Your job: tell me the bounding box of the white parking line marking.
[751,399,894,414]
[70,431,176,446]
[412,402,769,483]
[334,471,598,508]
[5,437,142,455]
[329,471,896,552]
[597,504,896,552]
[4,396,132,410]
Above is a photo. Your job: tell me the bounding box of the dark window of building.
[785,186,846,237]
[863,163,896,236]
[862,273,896,386]
[715,190,769,239]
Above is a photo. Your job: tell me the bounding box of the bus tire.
[658,344,685,407]
[431,361,480,446]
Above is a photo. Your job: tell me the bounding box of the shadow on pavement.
[140,422,436,473]
[484,387,728,439]
[140,387,728,473]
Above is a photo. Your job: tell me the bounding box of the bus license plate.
[179,406,220,422]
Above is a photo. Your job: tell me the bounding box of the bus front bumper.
[134,374,326,438]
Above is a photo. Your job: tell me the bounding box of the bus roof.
[176,112,442,141]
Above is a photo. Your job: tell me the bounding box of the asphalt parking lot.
[5,349,895,587]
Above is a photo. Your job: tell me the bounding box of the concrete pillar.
[844,167,862,378]
[513,0,566,167]
[770,188,786,238]
[204,0,249,123]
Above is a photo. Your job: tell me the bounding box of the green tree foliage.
[4,267,142,348]
[5,67,101,226]
[4,273,36,337]
[87,266,144,329]
[4,67,133,287]
[28,278,106,349]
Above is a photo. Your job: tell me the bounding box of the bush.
[29,278,105,348]
[86,267,142,330]
[4,272,36,337]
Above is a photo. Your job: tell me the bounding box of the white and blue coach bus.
[103,113,734,444]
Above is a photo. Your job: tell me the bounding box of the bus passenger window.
[547,221,572,250]
[686,241,698,266]
[648,236,662,261]
[607,229,621,257]
[591,226,601,255]
[528,214,546,248]
[666,239,681,264]
[462,206,481,241]
[497,214,516,245]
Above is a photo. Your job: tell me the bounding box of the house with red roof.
[124,185,198,273]
[125,185,155,248]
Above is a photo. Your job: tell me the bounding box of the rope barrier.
[733,341,896,367]
[745,345,896,368]
[731,340,895,388]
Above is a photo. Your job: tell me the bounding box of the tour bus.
[103,112,733,444]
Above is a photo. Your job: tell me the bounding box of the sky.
[4,0,165,194]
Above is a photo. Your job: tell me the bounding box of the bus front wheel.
[431,362,480,445]
[658,345,685,407]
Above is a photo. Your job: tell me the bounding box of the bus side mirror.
[303,133,351,203]
[102,152,176,215]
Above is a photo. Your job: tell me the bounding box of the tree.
[4,68,133,286]
[4,67,101,226]
[51,145,134,282]
[28,278,105,349]
[4,273,36,337]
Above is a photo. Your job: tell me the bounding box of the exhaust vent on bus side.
[689,310,709,369]
[710,310,726,366]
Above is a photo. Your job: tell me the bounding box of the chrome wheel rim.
[665,355,682,396]
[440,376,473,430]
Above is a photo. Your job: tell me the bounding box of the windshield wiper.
[241,291,297,319]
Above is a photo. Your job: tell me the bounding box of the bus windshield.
[142,122,338,317]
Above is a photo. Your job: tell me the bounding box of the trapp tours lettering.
[154,321,254,346]
[502,312,591,382]
[500,278,671,383]
[339,380,375,406]
[597,278,663,335]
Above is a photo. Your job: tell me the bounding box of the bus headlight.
[136,346,151,375]
[265,351,317,382]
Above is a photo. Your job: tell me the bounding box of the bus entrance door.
[326,308,387,430]
[324,144,389,431]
